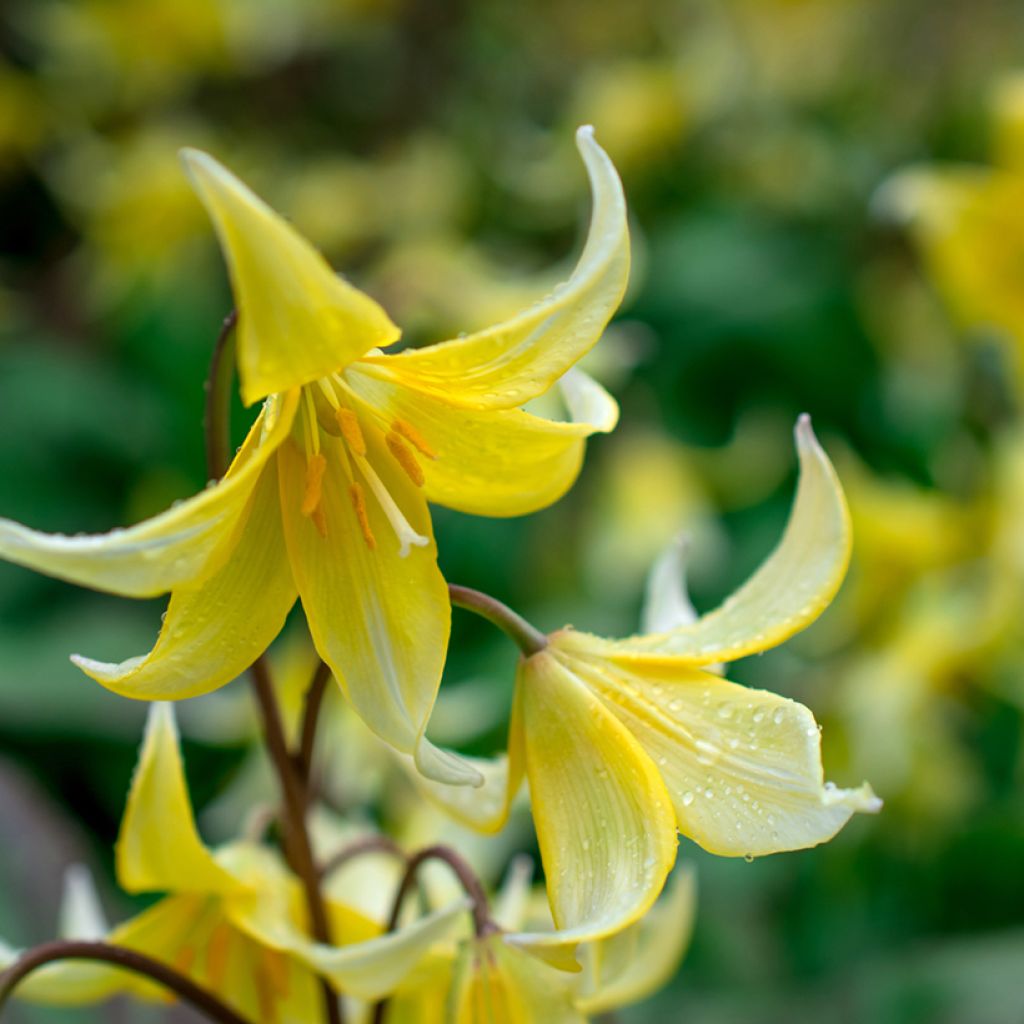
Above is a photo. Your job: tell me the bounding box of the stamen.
[302,388,320,456]
[173,944,196,976]
[336,407,367,456]
[393,417,437,459]
[386,431,425,486]
[301,453,327,518]
[262,948,291,998]
[354,454,429,558]
[311,506,328,539]
[204,922,233,990]
[316,376,340,410]
[349,483,377,550]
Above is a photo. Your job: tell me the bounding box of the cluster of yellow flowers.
[0,129,879,1021]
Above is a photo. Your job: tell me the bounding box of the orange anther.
[301,453,327,518]
[393,418,436,459]
[204,922,233,990]
[336,407,367,456]
[311,506,328,539]
[386,431,425,486]
[173,944,196,975]
[349,482,377,549]
[262,947,290,998]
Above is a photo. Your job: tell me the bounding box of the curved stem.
[248,657,343,1024]
[370,845,496,1023]
[448,584,547,656]
[320,835,406,881]
[203,309,238,481]
[297,659,333,782]
[0,940,250,1024]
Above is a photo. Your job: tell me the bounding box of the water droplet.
[772,708,785,725]
[682,791,694,806]
[744,853,755,863]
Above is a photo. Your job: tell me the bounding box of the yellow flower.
[0,704,468,1020]
[385,859,697,1022]
[418,417,880,945]
[0,126,628,784]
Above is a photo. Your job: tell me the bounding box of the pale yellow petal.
[73,459,296,700]
[299,901,470,1001]
[576,864,696,1014]
[345,366,609,517]
[641,533,699,635]
[565,651,881,857]
[567,415,851,665]
[116,703,236,894]
[278,434,477,785]
[368,126,629,410]
[0,392,295,598]
[510,651,677,946]
[57,864,109,941]
[182,149,399,405]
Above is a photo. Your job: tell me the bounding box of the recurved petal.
[116,703,236,895]
[278,434,477,785]
[57,865,109,941]
[510,651,677,947]
[567,415,851,665]
[566,652,881,857]
[367,126,629,411]
[640,534,699,635]
[72,459,296,700]
[299,901,471,1001]
[0,392,296,598]
[575,864,696,1014]
[345,365,614,517]
[182,149,399,406]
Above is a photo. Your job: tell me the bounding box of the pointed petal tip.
[825,780,883,814]
[794,412,815,449]
[576,123,596,144]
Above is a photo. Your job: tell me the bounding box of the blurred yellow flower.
[0,127,628,785]
[0,703,468,1020]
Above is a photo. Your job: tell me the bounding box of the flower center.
[296,374,435,556]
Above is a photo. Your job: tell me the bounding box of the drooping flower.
[0,703,469,1020]
[416,417,881,946]
[0,126,628,784]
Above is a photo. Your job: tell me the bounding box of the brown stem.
[249,658,342,1024]
[203,309,238,481]
[370,845,496,1024]
[0,941,250,1023]
[297,659,333,782]
[320,836,406,881]
[448,584,547,656]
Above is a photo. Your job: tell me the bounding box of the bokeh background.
[2,0,1024,1021]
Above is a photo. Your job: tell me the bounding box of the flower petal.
[565,651,881,857]
[278,434,477,785]
[72,458,296,700]
[299,901,470,1001]
[566,415,851,665]
[510,651,677,946]
[345,365,614,517]
[58,864,109,941]
[576,864,696,1014]
[0,392,296,598]
[116,703,236,894]
[182,149,399,405]
[368,126,629,411]
[641,533,699,635]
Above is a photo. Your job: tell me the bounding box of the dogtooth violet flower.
[379,854,696,1022]
[0,703,469,1020]
[414,417,881,947]
[0,126,627,785]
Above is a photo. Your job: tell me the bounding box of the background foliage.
[1,1,1023,1020]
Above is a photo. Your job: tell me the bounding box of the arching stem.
[0,941,250,1024]
[448,584,547,656]
[370,845,497,1024]
[297,659,333,783]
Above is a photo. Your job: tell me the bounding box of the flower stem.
[202,313,341,1023]
[203,309,238,480]
[0,940,251,1024]
[297,659,333,783]
[249,656,344,1024]
[370,844,497,1024]
[320,835,406,881]
[448,584,547,656]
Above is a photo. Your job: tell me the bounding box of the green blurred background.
[1,0,1023,1020]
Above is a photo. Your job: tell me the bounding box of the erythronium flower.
[382,857,696,1022]
[0,126,628,784]
[0,703,470,1021]
[416,417,881,946]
